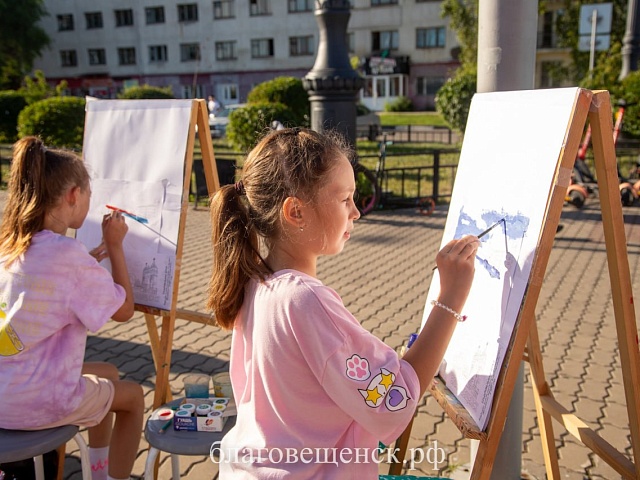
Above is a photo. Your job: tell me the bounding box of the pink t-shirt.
[219,270,420,479]
[0,230,126,428]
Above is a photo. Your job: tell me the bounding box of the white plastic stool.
[0,425,91,480]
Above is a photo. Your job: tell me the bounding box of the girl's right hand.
[435,235,479,312]
[102,211,128,249]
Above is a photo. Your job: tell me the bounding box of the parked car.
[209,103,245,138]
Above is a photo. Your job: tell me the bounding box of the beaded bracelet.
[431,300,467,322]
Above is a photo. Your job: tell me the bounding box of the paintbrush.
[431,218,505,271]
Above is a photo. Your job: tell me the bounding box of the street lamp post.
[303,0,364,148]
[621,0,640,79]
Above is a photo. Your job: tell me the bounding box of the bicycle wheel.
[353,162,381,216]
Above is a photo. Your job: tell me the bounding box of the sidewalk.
[2,190,637,479]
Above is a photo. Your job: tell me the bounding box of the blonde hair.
[0,136,89,266]
[206,127,353,329]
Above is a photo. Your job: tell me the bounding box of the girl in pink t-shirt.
[0,137,143,480]
[207,128,479,479]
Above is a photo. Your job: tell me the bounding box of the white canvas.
[76,99,193,310]
[421,87,583,430]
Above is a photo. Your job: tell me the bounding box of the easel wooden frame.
[134,99,221,409]
[389,90,640,479]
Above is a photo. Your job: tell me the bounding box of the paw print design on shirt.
[346,354,371,381]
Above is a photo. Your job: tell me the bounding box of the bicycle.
[352,134,436,216]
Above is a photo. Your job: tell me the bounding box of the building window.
[540,61,563,88]
[215,41,237,60]
[250,0,271,16]
[178,4,199,22]
[538,11,556,48]
[115,9,134,27]
[181,84,204,99]
[371,0,398,4]
[88,48,106,65]
[372,30,398,51]
[416,27,446,48]
[118,47,136,65]
[219,83,239,103]
[145,6,165,24]
[347,32,355,53]
[289,36,314,56]
[149,45,168,62]
[251,38,274,58]
[60,50,77,67]
[57,14,74,31]
[214,0,235,19]
[288,0,313,12]
[85,12,103,29]
[416,76,445,95]
[180,43,200,61]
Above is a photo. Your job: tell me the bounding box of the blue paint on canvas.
[453,208,530,278]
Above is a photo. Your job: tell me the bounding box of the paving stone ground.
[1,190,638,479]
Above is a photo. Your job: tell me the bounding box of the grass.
[378,111,449,127]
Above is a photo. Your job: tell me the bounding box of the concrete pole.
[472,1,537,478]
[621,0,640,80]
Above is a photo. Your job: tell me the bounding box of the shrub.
[0,90,27,142]
[226,102,298,152]
[17,96,86,148]
[117,85,174,99]
[384,96,414,112]
[435,72,476,133]
[246,77,309,125]
[614,71,640,138]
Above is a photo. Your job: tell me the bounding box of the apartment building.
[32,1,569,111]
[33,0,461,110]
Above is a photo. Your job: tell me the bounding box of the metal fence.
[356,124,461,144]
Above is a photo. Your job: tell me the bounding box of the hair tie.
[234,180,245,196]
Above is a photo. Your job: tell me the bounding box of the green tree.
[117,85,174,99]
[435,72,476,132]
[553,0,627,88]
[0,0,50,90]
[0,90,27,142]
[17,96,86,148]
[441,0,478,74]
[226,102,298,152]
[246,77,309,125]
[19,70,67,104]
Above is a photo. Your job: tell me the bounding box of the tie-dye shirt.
[219,270,420,479]
[0,230,125,428]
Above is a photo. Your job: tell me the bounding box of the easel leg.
[526,318,560,480]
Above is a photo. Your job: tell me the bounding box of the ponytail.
[0,136,89,266]
[206,127,352,329]
[206,184,271,329]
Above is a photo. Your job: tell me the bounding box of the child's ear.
[66,185,81,206]
[282,197,304,228]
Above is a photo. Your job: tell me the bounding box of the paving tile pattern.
[1,190,637,480]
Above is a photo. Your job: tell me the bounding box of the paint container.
[155,408,175,421]
[196,404,212,416]
[212,372,233,398]
[175,409,191,418]
[179,403,196,415]
[183,373,210,399]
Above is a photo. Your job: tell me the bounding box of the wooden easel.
[390,90,640,479]
[134,99,221,409]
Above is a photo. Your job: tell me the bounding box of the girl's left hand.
[89,241,109,262]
